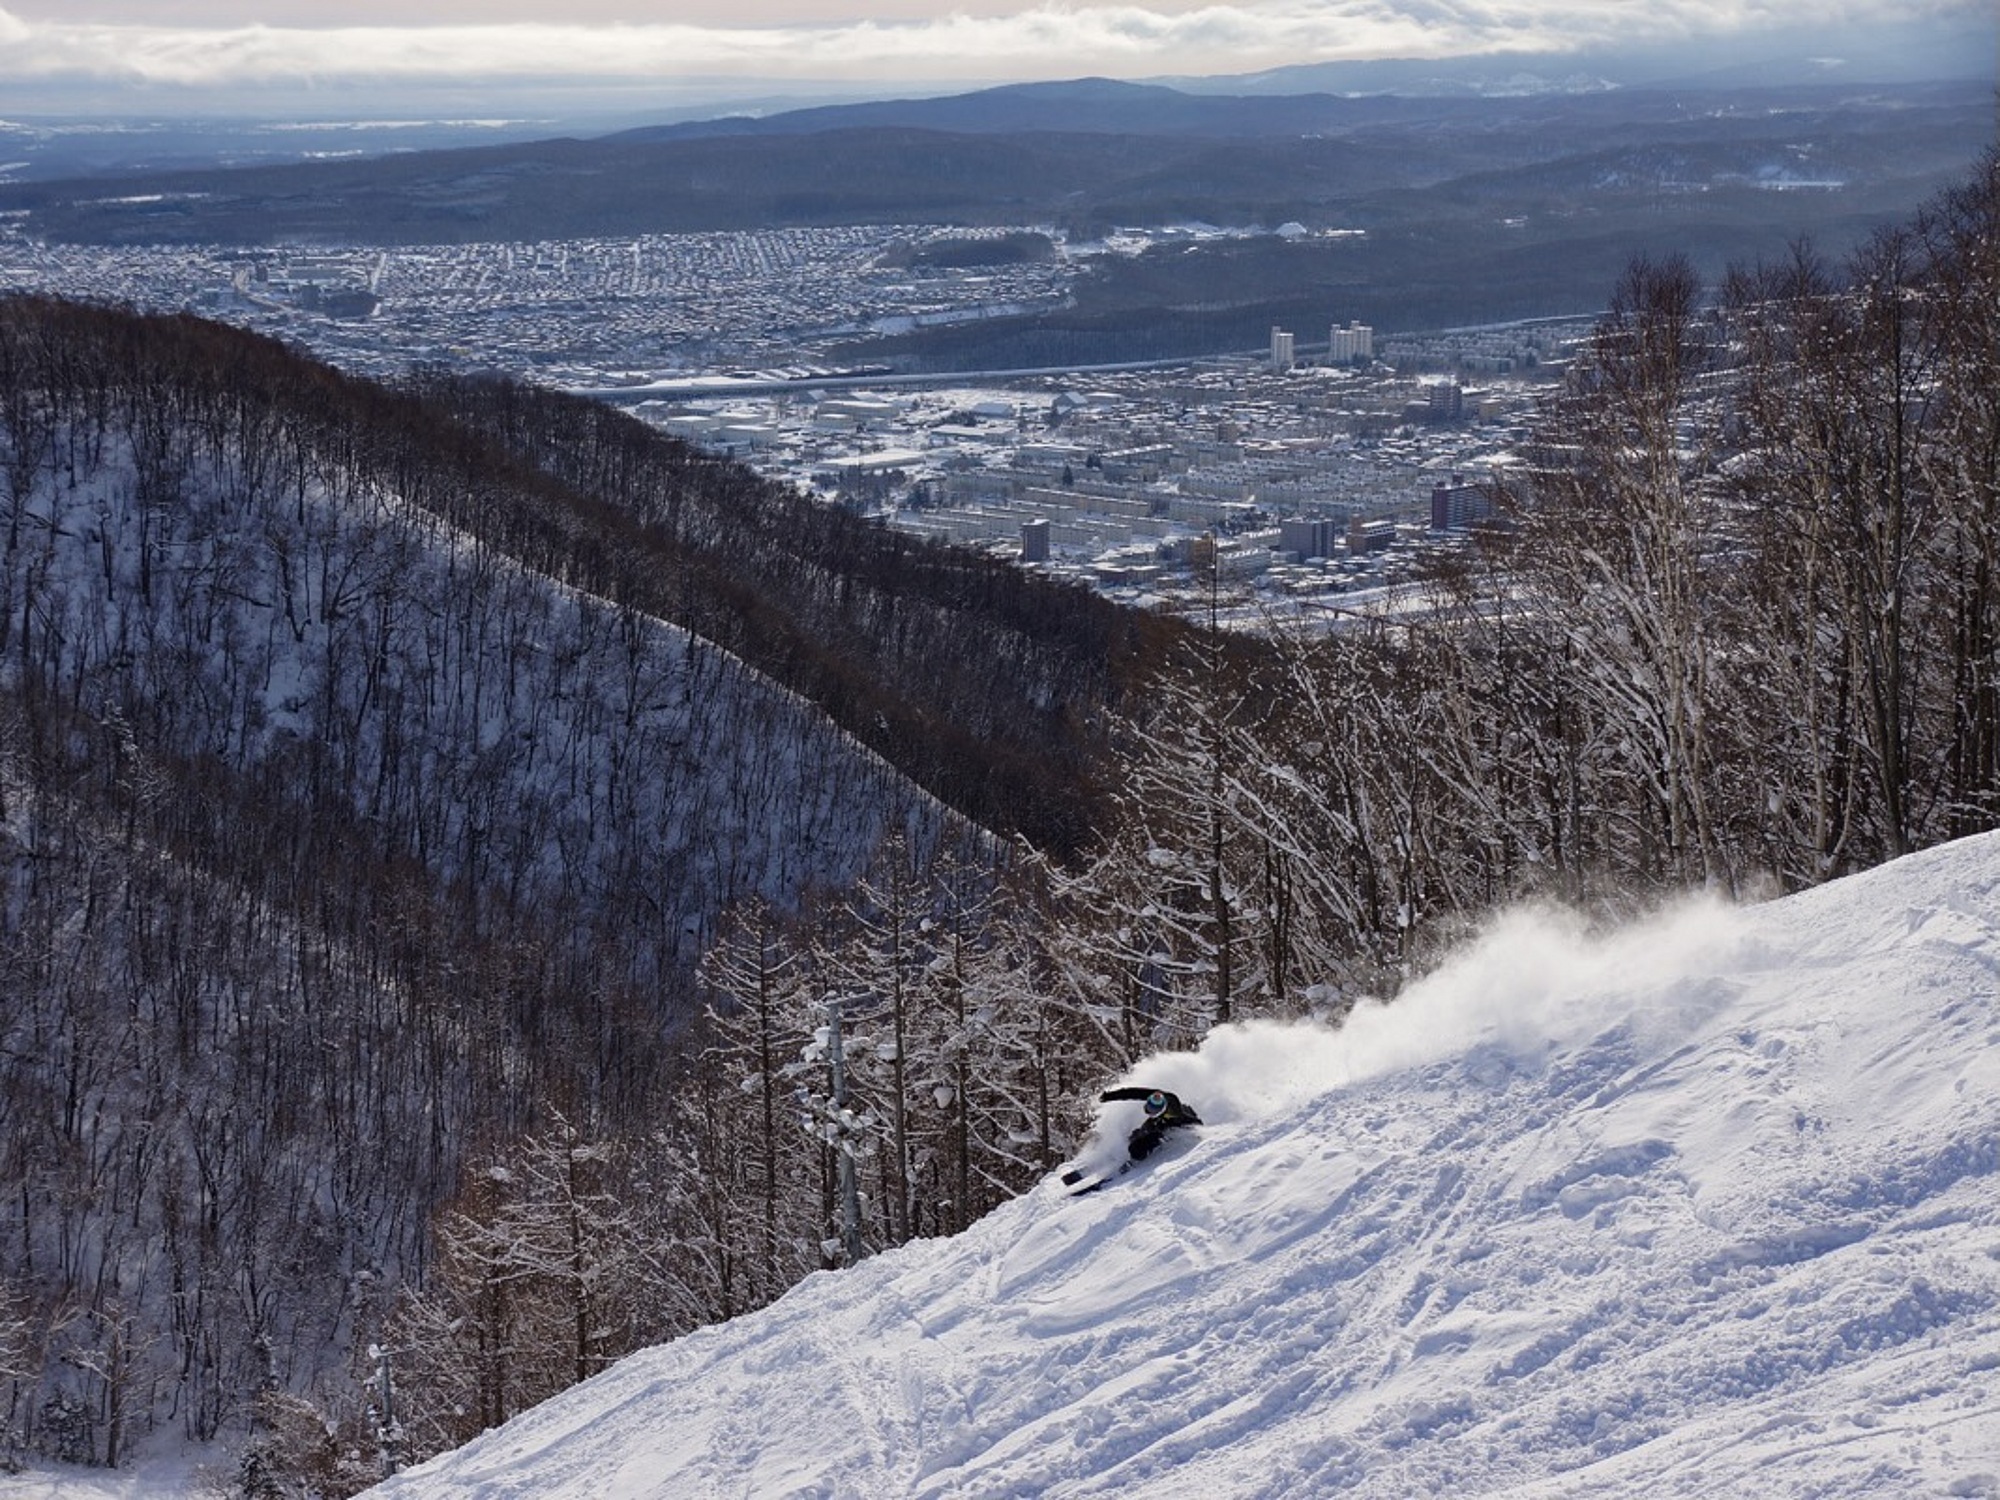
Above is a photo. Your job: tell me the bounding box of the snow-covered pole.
[827,999,868,1266]
[368,1341,404,1478]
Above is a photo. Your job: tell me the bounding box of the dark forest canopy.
[398,365,1178,860]
[0,301,1167,856]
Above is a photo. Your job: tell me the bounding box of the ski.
[1060,1161,1133,1196]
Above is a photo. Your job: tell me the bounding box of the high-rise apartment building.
[1328,319,1374,362]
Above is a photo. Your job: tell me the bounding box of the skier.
[1059,1085,1202,1192]
[1099,1085,1202,1164]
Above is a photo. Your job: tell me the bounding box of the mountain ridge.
[1,76,1983,250]
[1176,19,2000,97]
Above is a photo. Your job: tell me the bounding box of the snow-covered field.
[357,832,1999,1498]
[0,1457,227,1500]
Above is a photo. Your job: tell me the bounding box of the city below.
[1,218,1592,621]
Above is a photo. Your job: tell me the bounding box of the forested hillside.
[0,150,1991,1496]
[0,301,1150,1479]
[401,370,1166,859]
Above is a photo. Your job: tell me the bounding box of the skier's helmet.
[1144,1090,1169,1117]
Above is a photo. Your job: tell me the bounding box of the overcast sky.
[0,0,1988,115]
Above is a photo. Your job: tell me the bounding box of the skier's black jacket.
[1100,1086,1202,1163]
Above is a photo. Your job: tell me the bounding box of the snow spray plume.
[1111,896,1753,1130]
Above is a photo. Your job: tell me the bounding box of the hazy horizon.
[2,1,1992,120]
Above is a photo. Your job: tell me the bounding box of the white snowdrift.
[370,834,2000,1499]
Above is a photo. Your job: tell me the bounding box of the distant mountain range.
[611,64,1995,143]
[611,77,1488,142]
[1177,18,2000,96]
[2,70,1989,366]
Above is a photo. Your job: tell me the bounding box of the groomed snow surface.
[16,836,1998,1499]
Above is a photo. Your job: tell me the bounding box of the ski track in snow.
[17,838,1995,1500]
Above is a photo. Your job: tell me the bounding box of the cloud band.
[0,1,1981,89]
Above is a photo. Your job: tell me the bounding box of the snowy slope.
[368,834,2000,1499]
